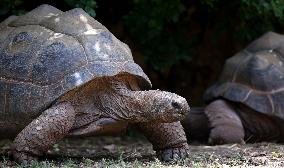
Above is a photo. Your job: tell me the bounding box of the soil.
[0,135,284,167]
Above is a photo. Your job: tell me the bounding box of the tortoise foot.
[209,125,245,145]
[157,144,189,161]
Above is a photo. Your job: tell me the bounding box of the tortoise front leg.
[12,102,75,164]
[205,99,245,144]
[135,122,189,161]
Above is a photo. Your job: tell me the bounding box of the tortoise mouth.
[159,113,187,123]
[174,112,187,119]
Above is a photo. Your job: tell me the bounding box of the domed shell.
[0,4,151,118]
[204,32,284,120]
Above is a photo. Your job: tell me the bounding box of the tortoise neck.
[95,85,155,122]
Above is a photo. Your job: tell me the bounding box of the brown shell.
[204,32,284,120]
[0,4,151,118]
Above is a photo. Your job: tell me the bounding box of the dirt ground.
[0,135,284,167]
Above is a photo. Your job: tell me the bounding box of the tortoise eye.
[13,32,32,43]
[171,101,181,110]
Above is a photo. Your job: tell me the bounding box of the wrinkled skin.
[10,74,190,164]
[204,100,245,145]
[135,122,189,161]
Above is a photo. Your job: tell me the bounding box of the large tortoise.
[0,4,190,163]
[182,32,284,144]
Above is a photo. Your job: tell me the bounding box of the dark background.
[1,0,284,105]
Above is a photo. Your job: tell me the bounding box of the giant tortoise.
[0,4,190,163]
[182,32,284,144]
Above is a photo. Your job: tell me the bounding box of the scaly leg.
[205,100,245,145]
[11,102,75,164]
[135,122,189,161]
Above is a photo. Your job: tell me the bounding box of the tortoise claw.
[157,144,189,161]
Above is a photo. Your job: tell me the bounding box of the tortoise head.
[133,89,190,123]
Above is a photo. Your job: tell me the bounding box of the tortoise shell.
[204,32,284,120]
[0,4,151,119]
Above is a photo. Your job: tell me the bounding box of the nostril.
[171,101,181,110]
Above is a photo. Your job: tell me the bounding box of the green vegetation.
[201,0,284,40]
[124,0,192,71]
[0,0,25,15]
[1,153,283,168]
[64,0,97,17]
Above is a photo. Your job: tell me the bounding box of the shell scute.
[77,29,132,63]
[9,4,63,27]
[31,34,86,85]
[40,8,104,36]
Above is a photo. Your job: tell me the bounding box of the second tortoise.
[182,32,284,144]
